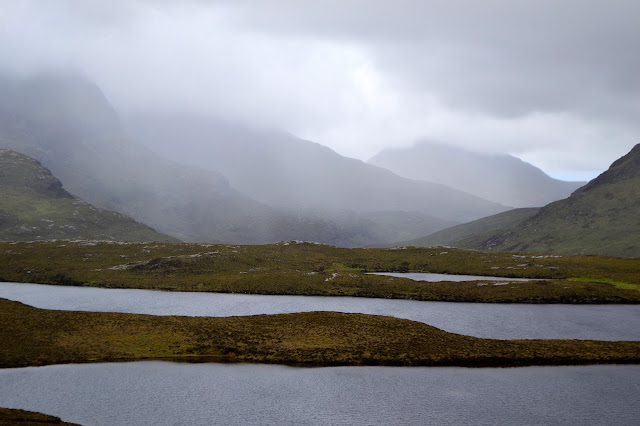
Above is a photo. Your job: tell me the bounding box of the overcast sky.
[1,0,638,180]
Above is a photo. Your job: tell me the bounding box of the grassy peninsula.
[0,408,80,425]
[2,298,639,368]
[1,241,639,303]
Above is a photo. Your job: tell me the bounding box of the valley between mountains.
[2,3,640,424]
[1,71,639,374]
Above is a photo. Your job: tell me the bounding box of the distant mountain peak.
[125,113,507,223]
[369,141,585,208]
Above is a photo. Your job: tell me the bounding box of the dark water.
[0,362,638,426]
[2,282,639,340]
[369,272,537,282]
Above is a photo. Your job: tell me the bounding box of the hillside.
[0,72,267,243]
[462,144,640,258]
[0,72,465,246]
[0,72,445,246]
[386,208,540,248]
[125,113,507,223]
[0,149,178,242]
[368,141,584,207]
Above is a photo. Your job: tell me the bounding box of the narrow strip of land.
[1,242,639,303]
[2,298,638,369]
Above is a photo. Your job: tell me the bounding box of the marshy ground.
[1,241,639,303]
[2,241,639,371]
[2,298,639,369]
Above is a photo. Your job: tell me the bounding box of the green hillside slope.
[386,208,540,248]
[0,149,178,242]
[463,144,640,258]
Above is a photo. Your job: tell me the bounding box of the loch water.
[1,281,639,340]
[369,272,538,282]
[2,281,639,425]
[0,362,638,425]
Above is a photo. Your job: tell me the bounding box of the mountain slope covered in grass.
[0,149,178,242]
[369,141,584,207]
[385,208,540,248]
[461,144,640,257]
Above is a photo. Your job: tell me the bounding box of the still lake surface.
[1,281,639,340]
[2,282,639,424]
[0,362,638,425]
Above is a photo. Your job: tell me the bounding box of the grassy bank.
[1,241,639,303]
[1,298,639,369]
[0,408,80,425]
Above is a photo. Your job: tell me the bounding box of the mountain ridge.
[0,149,178,242]
[573,144,640,195]
[368,141,585,207]
[125,113,507,222]
[0,72,460,246]
[458,144,640,257]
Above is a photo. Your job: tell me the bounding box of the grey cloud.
[0,0,638,179]
[229,0,640,120]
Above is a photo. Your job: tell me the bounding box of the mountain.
[368,141,585,207]
[460,144,640,258]
[0,149,178,242]
[0,72,459,246]
[386,208,540,248]
[124,113,507,223]
[0,72,264,243]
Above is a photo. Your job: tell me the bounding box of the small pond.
[368,272,538,282]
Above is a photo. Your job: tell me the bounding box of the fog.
[1,1,639,245]
[1,0,638,180]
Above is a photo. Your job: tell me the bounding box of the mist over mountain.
[0,72,246,242]
[458,144,640,258]
[0,72,346,244]
[369,142,585,207]
[0,72,471,246]
[0,69,635,255]
[124,113,506,222]
[0,149,177,242]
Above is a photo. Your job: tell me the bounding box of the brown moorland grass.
[1,298,639,369]
[0,408,80,425]
[1,241,639,303]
